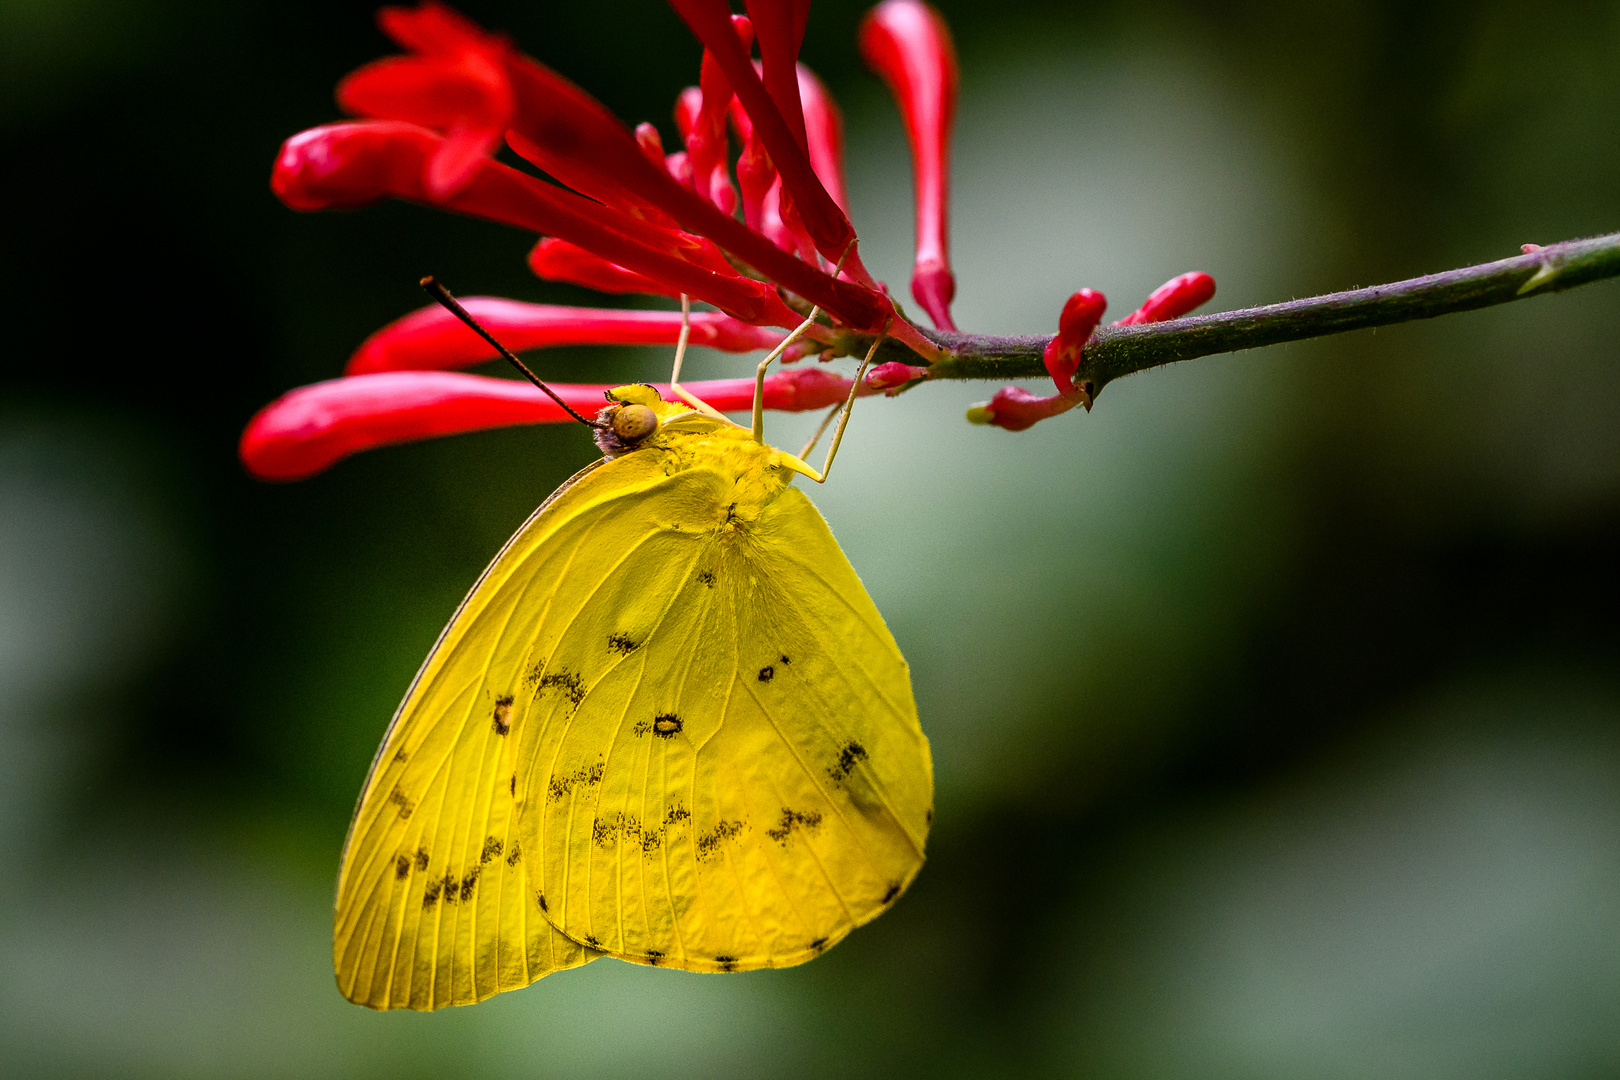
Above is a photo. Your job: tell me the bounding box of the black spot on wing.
[695,818,746,862]
[808,937,828,953]
[881,882,901,904]
[765,807,823,844]
[547,760,606,803]
[584,935,603,949]
[392,748,408,764]
[439,871,459,905]
[607,633,639,655]
[510,774,516,797]
[652,713,682,738]
[505,840,522,867]
[459,867,480,902]
[827,741,869,783]
[480,836,503,865]
[387,786,415,820]
[423,878,442,908]
[779,654,790,664]
[644,949,664,966]
[394,854,411,880]
[757,666,774,682]
[492,696,513,736]
[714,955,739,973]
[539,670,586,707]
[696,570,716,587]
[925,808,933,826]
[592,805,691,853]
[415,847,430,870]
[535,890,548,913]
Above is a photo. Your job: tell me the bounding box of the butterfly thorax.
[595,388,801,530]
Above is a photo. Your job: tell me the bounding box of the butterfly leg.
[667,295,738,425]
[794,324,887,485]
[754,239,858,446]
[797,402,842,460]
[751,307,825,444]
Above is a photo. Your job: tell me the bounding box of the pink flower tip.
[865,361,928,391]
[911,264,957,333]
[1114,272,1215,326]
[965,384,1090,432]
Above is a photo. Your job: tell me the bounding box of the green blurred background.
[4,0,1620,1076]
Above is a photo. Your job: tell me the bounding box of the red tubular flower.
[250,1,980,484]
[1042,289,1108,396]
[865,361,928,391]
[686,16,752,215]
[796,64,849,213]
[526,238,668,296]
[966,385,1086,432]
[1113,271,1216,326]
[271,121,804,328]
[972,273,1217,431]
[348,298,784,374]
[859,0,959,331]
[497,38,893,333]
[667,0,871,281]
[743,0,812,150]
[336,2,514,199]
[241,368,856,482]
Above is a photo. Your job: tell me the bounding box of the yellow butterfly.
[332,288,934,1009]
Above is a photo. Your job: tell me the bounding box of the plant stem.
[907,231,1620,392]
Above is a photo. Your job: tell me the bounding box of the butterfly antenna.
[420,276,605,429]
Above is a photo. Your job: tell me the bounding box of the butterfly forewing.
[516,469,933,971]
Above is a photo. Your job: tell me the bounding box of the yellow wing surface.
[333,464,604,1010]
[336,410,932,1007]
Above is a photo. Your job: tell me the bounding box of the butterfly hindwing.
[515,467,934,970]
[333,461,646,1009]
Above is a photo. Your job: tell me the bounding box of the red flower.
[859,0,959,332]
[246,0,968,481]
[968,273,1217,431]
[243,1,1210,480]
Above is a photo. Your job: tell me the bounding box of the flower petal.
[241,368,856,481]
[338,6,515,200]
[859,0,959,330]
[271,121,802,328]
[376,2,489,55]
[347,298,785,374]
[526,238,669,296]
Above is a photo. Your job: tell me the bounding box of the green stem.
[905,231,1620,393]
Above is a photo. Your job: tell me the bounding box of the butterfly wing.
[334,460,630,1009]
[515,465,934,971]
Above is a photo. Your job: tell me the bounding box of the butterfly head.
[593,384,714,460]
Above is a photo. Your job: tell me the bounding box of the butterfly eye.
[611,403,659,442]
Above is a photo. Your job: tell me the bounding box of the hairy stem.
[890,231,1620,392]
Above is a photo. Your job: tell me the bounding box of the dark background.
[3,0,1619,1076]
